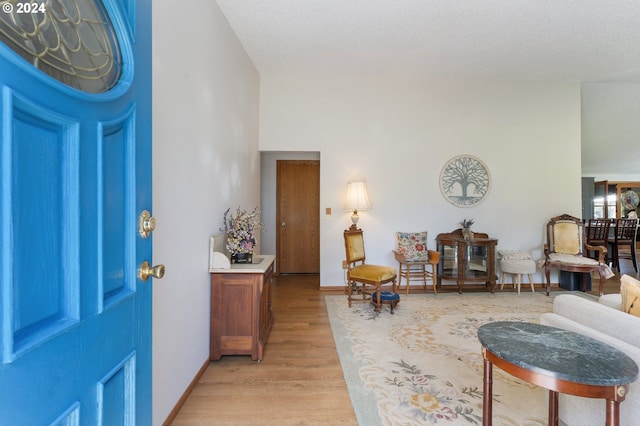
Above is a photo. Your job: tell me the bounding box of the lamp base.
[350,211,360,230]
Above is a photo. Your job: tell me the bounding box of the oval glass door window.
[0,0,122,93]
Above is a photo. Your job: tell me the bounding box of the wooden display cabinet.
[436,229,498,293]
[209,255,274,361]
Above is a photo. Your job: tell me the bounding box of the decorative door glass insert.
[0,0,122,93]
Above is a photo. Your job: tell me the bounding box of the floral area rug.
[325,292,556,426]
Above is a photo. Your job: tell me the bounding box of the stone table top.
[478,321,639,386]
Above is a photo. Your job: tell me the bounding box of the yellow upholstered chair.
[393,231,439,294]
[544,214,610,296]
[344,228,398,313]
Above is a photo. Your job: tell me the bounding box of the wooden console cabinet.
[209,255,274,361]
[436,229,498,293]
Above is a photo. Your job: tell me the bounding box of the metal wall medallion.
[439,155,490,207]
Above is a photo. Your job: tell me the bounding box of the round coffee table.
[478,321,639,426]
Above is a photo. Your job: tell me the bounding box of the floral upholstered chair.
[344,228,398,313]
[544,214,613,296]
[393,231,440,294]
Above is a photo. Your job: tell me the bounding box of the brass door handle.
[138,210,156,238]
[138,261,165,281]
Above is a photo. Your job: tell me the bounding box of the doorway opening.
[260,152,320,275]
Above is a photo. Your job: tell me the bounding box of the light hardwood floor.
[169,274,357,425]
[168,262,637,425]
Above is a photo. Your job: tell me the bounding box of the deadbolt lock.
[138,261,166,282]
[138,210,156,238]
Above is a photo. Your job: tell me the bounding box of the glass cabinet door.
[465,245,488,278]
[438,243,458,278]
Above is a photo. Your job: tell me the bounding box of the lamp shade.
[344,181,371,211]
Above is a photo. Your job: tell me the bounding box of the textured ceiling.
[216,0,640,82]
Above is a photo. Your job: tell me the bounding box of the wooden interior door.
[276,160,320,274]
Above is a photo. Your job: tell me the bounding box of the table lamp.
[344,181,371,230]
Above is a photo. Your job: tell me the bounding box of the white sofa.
[540,293,640,426]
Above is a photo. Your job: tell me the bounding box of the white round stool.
[499,253,536,294]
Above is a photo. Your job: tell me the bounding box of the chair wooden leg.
[516,274,521,294]
[431,264,438,295]
[598,268,606,297]
[397,263,404,294]
[528,274,535,293]
[373,285,382,312]
[405,266,411,294]
[545,266,551,296]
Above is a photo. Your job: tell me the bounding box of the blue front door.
[0,0,155,424]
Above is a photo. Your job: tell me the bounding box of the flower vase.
[462,228,474,240]
[231,252,252,264]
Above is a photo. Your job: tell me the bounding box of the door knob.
[138,260,165,281]
[138,210,156,238]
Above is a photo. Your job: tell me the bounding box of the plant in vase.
[460,218,474,240]
[221,206,263,263]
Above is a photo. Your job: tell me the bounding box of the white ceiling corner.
[216,0,640,82]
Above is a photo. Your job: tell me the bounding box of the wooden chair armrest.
[584,243,608,263]
[394,249,439,264]
[393,250,407,263]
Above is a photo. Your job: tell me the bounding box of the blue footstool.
[371,291,400,314]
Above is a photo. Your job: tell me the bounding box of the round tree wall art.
[439,155,490,207]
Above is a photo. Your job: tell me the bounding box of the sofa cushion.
[624,283,640,317]
[551,294,640,348]
[621,274,640,316]
[599,293,622,310]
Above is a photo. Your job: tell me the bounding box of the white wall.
[581,83,640,181]
[259,75,583,287]
[152,2,259,424]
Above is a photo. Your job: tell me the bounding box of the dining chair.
[343,228,398,313]
[393,231,439,294]
[609,218,638,272]
[586,218,611,262]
